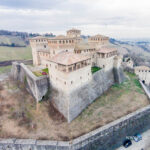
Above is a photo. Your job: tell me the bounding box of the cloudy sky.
[0,0,150,39]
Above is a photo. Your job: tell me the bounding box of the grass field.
[0,46,32,61]
[0,72,149,140]
[0,66,11,74]
[91,66,101,74]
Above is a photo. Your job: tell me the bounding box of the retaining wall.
[1,105,150,150]
[11,62,49,101]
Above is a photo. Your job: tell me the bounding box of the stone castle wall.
[11,62,49,102]
[11,62,125,122]
[50,67,125,122]
[1,105,150,150]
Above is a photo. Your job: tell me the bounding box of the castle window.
[59,40,61,44]
[64,82,66,85]
[44,45,46,48]
[80,76,82,79]
[71,81,73,84]
[69,67,72,72]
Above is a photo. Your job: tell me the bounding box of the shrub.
[91,66,101,74]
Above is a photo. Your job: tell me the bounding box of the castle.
[29,29,119,91]
[15,28,125,122]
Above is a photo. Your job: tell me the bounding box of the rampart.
[50,67,125,122]
[11,62,49,101]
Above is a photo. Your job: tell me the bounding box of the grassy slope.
[0,46,32,61]
[0,66,11,74]
[0,35,26,46]
[0,72,149,140]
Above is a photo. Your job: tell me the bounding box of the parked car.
[123,139,132,148]
[133,133,142,142]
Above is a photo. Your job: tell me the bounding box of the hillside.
[0,46,32,61]
[110,38,150,67]
[0,35,26,47]
[0,72,149,140]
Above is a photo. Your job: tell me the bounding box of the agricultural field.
[0,46,32,61]
[0,35,26,46]
[0,72,149,141]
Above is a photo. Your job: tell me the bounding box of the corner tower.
[67,28,81,38]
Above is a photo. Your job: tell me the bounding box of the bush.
[91,66,101,74]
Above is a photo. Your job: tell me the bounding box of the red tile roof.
[50,52,90,65]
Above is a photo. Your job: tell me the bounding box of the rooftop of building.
[50,52,90,65]
[89,34,109,39]
[75,43,96,50]
[134,66,150,70]
[48,35,78,40]
[97,47,117,53]
[67,28,81,32]
[30,36,48,40]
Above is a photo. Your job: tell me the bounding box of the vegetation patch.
[91,66,101,74]
[0,46,32,61]
[42,68,49,74]
[33,68,49,77]
[0,66,11,74]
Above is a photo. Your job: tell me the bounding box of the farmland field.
[0,46,32,61]
[0,35,26,46]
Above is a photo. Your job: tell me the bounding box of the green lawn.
[0,66,11,74]
[0,46,32,61]
[42,68,49,74]
[91,66,101,74]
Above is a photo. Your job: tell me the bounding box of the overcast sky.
[0,0,150,39]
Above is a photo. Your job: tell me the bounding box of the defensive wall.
[0,104,150,150]
[11,62,49,102]
[11,62,125,122]
[50,66,125,122]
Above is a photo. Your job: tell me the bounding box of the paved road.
[116,129,150,150]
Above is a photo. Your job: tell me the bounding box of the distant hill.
[0,35,26,47]
[110,38,150,67]
[0,30,55,47]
